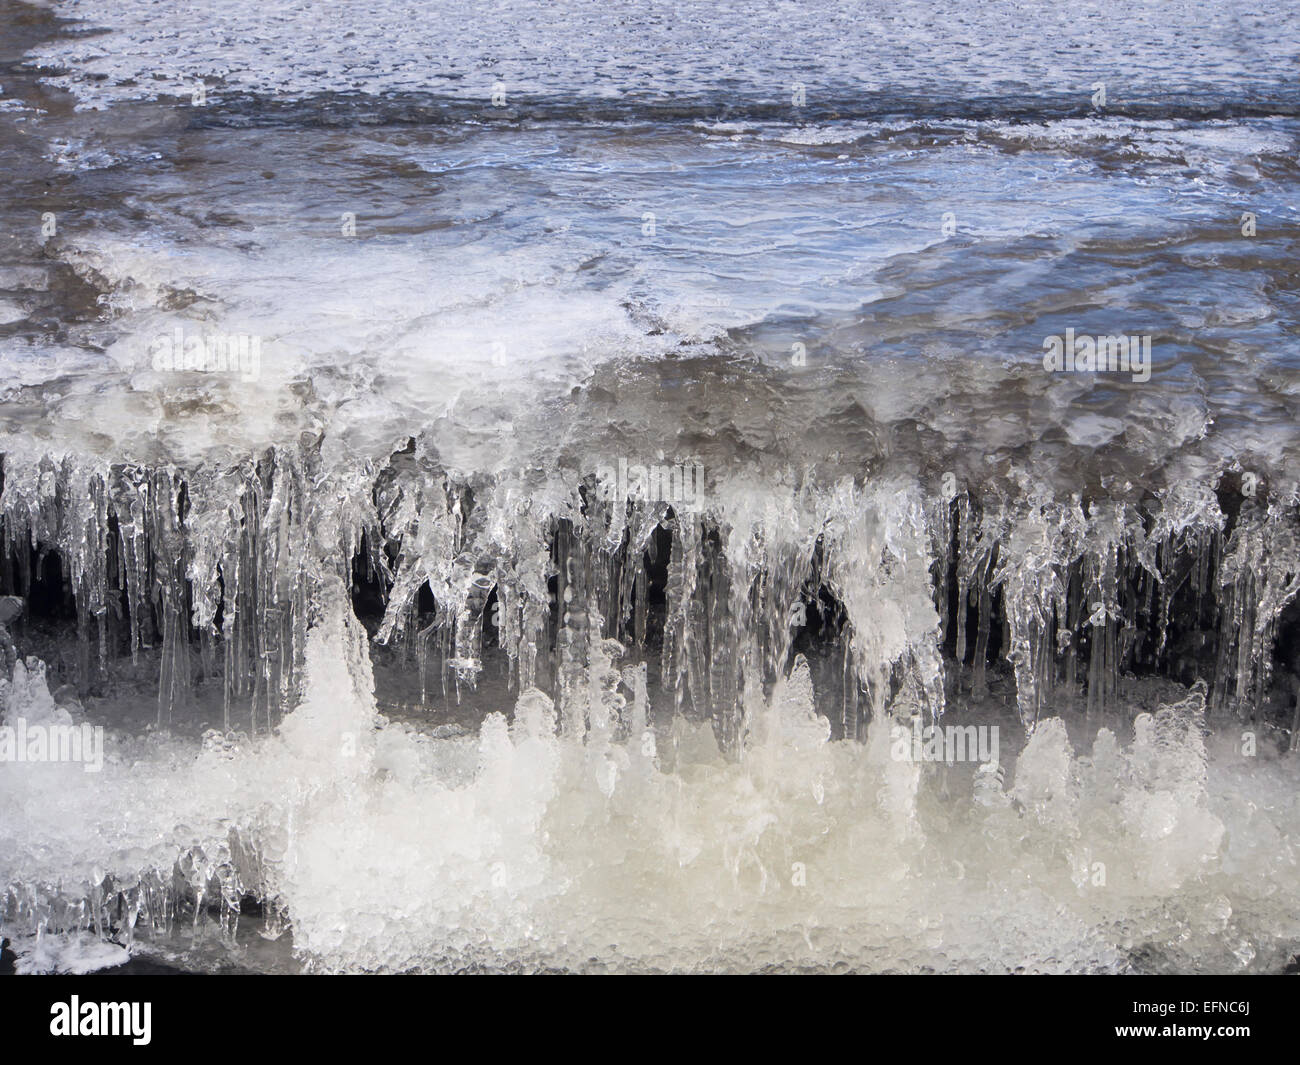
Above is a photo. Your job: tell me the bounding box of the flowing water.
[0,0,1299,973]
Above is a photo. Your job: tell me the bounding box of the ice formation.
[0,437,1297,973]
[0,0,1298,974]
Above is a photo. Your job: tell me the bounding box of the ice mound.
[9,931,130,975]
[5,598,1293,973]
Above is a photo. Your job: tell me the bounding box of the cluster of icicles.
[1,446,1296,735]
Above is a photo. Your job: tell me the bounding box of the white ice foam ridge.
[2,585,1298,973]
